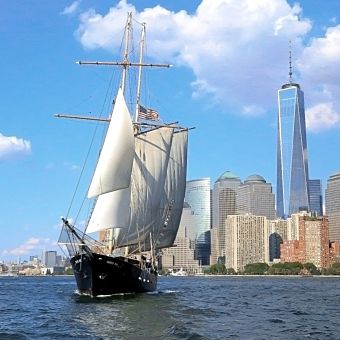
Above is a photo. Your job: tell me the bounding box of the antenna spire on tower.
[281,40,300,89]
[289,40,293,84]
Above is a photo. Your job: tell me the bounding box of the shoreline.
[1,273,339,278]
[163,274,340,278]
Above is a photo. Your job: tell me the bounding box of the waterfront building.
[281,215,330,268]
[325,172,340,241]
[29,255,40,265]
[301,216,330,268]
[277,211,317,261]
[161,203,200,274]
[184,178,211,265]
[309,179,323,216]
[286,210,309,241]
[269,219,288,261]
[237,174,276,220]
[43,251,57,267]
[225,214,269,272]
[276,76,310,218]
[330,241,340,264]
[210,227,219,265]
[280,240,303,263]
[0,263,8,273]
[211,171,241,264]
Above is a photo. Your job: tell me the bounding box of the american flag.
[138,105,159,121]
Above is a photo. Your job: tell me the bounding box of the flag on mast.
[138,105,159,121]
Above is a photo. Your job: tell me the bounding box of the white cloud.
[298,25,340,84]
[242,105,266,117]
[61,0,81,16]
[74,0,340,132]
[75,0,311,108]
[0,133,31,160]
[8,238,52,256]
[297,25,340,131]
[306,102,340,133]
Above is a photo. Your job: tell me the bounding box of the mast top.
[76,12,172,70]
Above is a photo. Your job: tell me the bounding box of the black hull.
[70,252,157,297]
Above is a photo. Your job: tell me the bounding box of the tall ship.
[58,13,189,297]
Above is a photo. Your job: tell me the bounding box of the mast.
[75,14,171,98]
[134,22,146,122]
[74,14,171,120]
[121,12,132,94]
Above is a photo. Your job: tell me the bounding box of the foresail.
[86,187,131,234]
[115,127,174,249]
[88,88,134,198]
[155,130,188,249]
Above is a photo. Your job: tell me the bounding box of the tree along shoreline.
[204,262,340,276]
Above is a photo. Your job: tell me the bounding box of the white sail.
[155,130,188,249]
[86,187,131,233]
[88,88,134,198]
[115,127,174,248]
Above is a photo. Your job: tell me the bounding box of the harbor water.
[1,275,339,339]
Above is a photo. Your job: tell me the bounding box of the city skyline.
[1,0,340,261]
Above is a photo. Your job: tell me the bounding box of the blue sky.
[1,0,340,261]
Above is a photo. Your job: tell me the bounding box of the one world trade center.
[276,64,310,218]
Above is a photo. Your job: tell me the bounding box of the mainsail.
[155,130,188,249]
[115,126,174,249]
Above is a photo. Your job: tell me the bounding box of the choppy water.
[0,275,339,339]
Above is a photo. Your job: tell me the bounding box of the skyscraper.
[43,251,57,267]
[225,214,269,272]
[237,174,276,220]
[325,172,340,241]
[212,171,241,229]
[276,76,310,218]
[309,179,323,216]
[211,171,241,264]
[184,178,211,265]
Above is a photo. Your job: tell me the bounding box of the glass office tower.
[185,178,211,265]
[309,179,323,216]
[325,172,340,241]
[277,82,310,218]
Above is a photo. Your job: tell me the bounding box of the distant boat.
[58,13,190,297]
[170,268,188,276]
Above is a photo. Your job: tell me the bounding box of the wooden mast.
[121,12,132,95]
[134,22,146,122]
